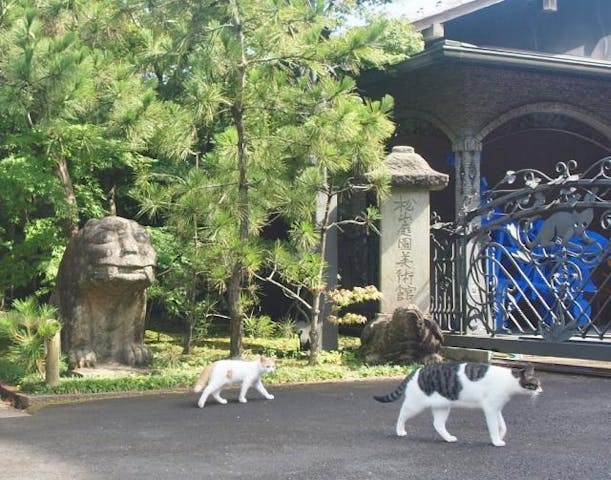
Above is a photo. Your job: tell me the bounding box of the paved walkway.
[1,373,610,480]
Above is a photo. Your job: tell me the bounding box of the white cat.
[374,362,542,447]
[194,356,276,408]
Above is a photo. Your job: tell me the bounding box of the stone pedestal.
[379,146,449,315]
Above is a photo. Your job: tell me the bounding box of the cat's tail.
[193,364,214,393]
[373,371,415,403]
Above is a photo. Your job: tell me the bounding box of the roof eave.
[410,0,506,32]
[393,40,611,79]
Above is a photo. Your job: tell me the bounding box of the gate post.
[452,137,486,334]
[452,137,482,219]
[379,146,449,316]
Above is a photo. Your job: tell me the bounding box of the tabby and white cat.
[194,356,276,408]
[374,362,542,447]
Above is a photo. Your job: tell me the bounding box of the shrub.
[244,315,276,339]
[327,285,381,325]
[0,358,27,385]
[12,331,418,396]
[276,317,298,339]
[0,297,61,377]
[19,371,197,395]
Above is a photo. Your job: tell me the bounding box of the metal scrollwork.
[431,157,611,347]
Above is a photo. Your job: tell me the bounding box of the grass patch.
[11,330,417,395]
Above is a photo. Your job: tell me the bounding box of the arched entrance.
[430,104,611,359]
[478,103,611,189]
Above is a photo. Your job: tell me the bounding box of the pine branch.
[253,271,311,311]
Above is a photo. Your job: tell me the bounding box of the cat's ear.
[512,364,535,377]
[523,363,535,376]
[511,366,526,377]
[259,355,267,363]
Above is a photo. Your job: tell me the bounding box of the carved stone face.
[78,216,156,287]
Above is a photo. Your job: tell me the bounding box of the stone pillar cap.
[384,146,449,191]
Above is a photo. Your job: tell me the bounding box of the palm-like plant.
[0,297,60,375]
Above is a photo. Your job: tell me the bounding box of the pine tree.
[129,0,422,359]
[0,0,179,302]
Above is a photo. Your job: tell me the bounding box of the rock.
[51,216,156,369]
[360,305,444,365]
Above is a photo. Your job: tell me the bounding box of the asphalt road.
[1,373,610,480]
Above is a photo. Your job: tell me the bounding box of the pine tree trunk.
[308,185,333,365]
[228,0,248,360]
[107,185,117,216]
[183,311,194,355]
[228,267,243,358]
[309,293,321,365]
[184,213,198,355]
[53,155,79,237]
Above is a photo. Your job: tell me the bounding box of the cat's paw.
[239,397,248,403]
[492,439,506,447]
[396,429,407,437]
[215,398,228,405]
[197,399,206,408]
[265,394,274,400]
[443,435,458,443]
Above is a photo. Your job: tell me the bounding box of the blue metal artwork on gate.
[431,157,611,352]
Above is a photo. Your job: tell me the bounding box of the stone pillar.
[379,146,449,316]
[452,137,482,219]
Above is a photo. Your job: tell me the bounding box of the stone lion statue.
[360,305,444,365]
[52,216,156,368]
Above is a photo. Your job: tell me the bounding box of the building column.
[452,137,486,334]
[452,137,482,220]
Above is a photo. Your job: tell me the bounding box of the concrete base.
[441,346,492,363]
[71,363,149,378]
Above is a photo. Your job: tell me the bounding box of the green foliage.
[328,285,382,325]
[146,227,221,348]
[0,358,28,385]
[276,317,298,339]
[14,331,417,395]
[0,0,186,303]
[129,0,421,358]
[0,297,60,376]
[20,371,197,395]
[244,315,276,339]
[150,344,184,370]
[0,0,423,360]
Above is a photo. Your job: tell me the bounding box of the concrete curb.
[491,358,611,378]
[0,382,192,412]
[3,350,609,412]
[0,375,408,412]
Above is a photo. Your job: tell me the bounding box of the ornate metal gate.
[431,157,610,360]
